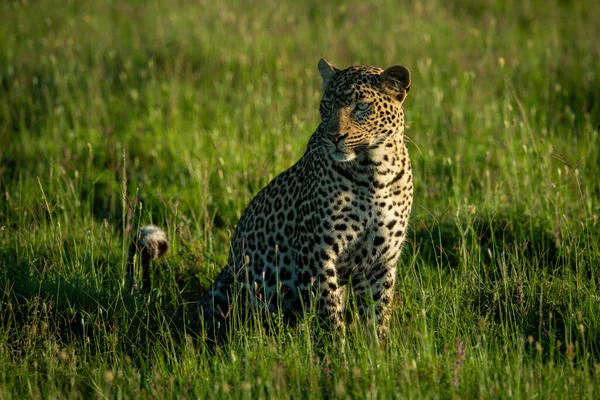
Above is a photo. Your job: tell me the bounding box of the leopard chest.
[313,163,412,279]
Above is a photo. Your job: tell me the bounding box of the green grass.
[1,0,600,397]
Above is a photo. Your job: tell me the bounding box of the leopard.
[130,58,414,342]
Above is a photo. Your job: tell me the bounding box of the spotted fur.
[133,59,414,341]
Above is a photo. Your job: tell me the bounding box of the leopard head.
[317,58,410,162]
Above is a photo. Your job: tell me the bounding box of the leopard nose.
[327,132,347,144]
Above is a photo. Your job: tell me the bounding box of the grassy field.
[1,0,600,397]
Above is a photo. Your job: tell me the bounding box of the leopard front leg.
[297,247,346,339]
[295,200,346,343]
[352,264,397,340]
[317,261,345,333]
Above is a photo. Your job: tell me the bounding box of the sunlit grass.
[1,0,599,397]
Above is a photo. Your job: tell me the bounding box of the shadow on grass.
[406,210,599,360]
[408,211,562,271]
[0,251,203,366]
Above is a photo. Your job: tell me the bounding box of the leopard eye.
[321,100,333,110]
[355,102,370,112]
[320,100,333,121]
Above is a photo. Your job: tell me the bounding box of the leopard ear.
[380,65,411,102]
[318,58,339,92]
